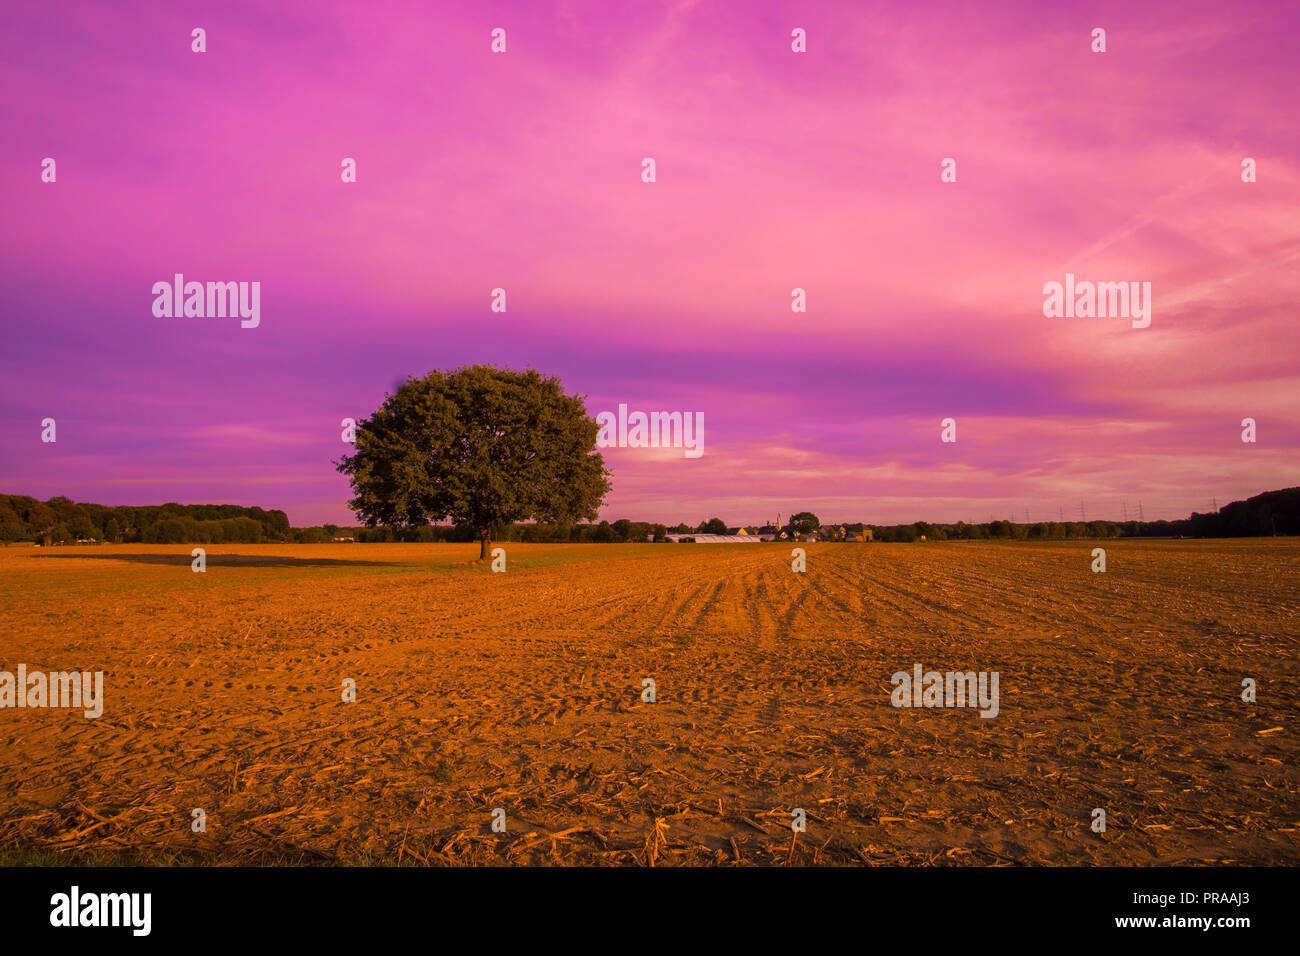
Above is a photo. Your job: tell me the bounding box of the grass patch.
[0,845,197,867]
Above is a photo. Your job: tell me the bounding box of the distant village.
[663,522,874,543]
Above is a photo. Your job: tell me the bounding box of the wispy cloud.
[1,0,1296,525]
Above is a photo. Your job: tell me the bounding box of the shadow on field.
[31,553,401,568]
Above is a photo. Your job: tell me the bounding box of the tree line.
[292,520,673,544]
[0,496,290,545]
[296,486,1298,543]
[749,488,1297,542]
[3,486,1294,546]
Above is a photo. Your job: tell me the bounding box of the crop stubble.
[0,540,1296,865]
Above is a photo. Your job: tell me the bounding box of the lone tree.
[337,365,611,560]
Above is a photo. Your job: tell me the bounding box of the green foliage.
[789,511,820,533]
[0,495,288,544]
[336,366,610,556]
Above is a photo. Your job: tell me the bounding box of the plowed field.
[1,540,1296,865]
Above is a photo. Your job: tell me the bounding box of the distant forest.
[2,487,1296,546]
[0,497,289,545]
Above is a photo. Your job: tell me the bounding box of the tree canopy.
[788,511,821,533]
[336,365,611,559]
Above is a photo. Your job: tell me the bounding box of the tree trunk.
[479,529,491,562]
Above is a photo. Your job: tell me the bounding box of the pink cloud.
[1,0,1296,525]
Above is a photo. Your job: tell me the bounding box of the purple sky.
[2,0,1297,526]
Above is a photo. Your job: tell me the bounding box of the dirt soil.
[0,539,1296,865]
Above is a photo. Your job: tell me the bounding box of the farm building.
[663,533,761,544]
